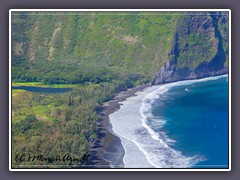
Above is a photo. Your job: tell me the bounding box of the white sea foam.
[109,75,227,168]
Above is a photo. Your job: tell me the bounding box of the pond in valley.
[12,86,72,93]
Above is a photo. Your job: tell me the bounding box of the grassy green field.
[11,73,145,167]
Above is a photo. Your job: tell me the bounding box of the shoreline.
[88,73,228,168]
[89,84,149,168]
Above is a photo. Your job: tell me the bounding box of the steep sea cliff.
[152,12,229,84]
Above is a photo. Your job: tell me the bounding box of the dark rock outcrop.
[152,59,228,85]
[152,12,229,85]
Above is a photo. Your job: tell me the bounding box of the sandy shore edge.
[89,84,149,168]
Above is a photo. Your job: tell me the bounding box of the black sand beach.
[89,84,149,168]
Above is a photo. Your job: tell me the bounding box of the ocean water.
[109,75,229,168]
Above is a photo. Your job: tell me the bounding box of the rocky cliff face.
[152,12,229,85]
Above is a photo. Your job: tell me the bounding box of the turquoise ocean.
[108,75,229,168]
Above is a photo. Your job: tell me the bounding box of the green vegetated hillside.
[12,11,180,84]
[11,11,229,168]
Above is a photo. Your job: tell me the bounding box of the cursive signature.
[15,152,91,164]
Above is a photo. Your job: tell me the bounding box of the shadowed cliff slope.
[152,12,229,84]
